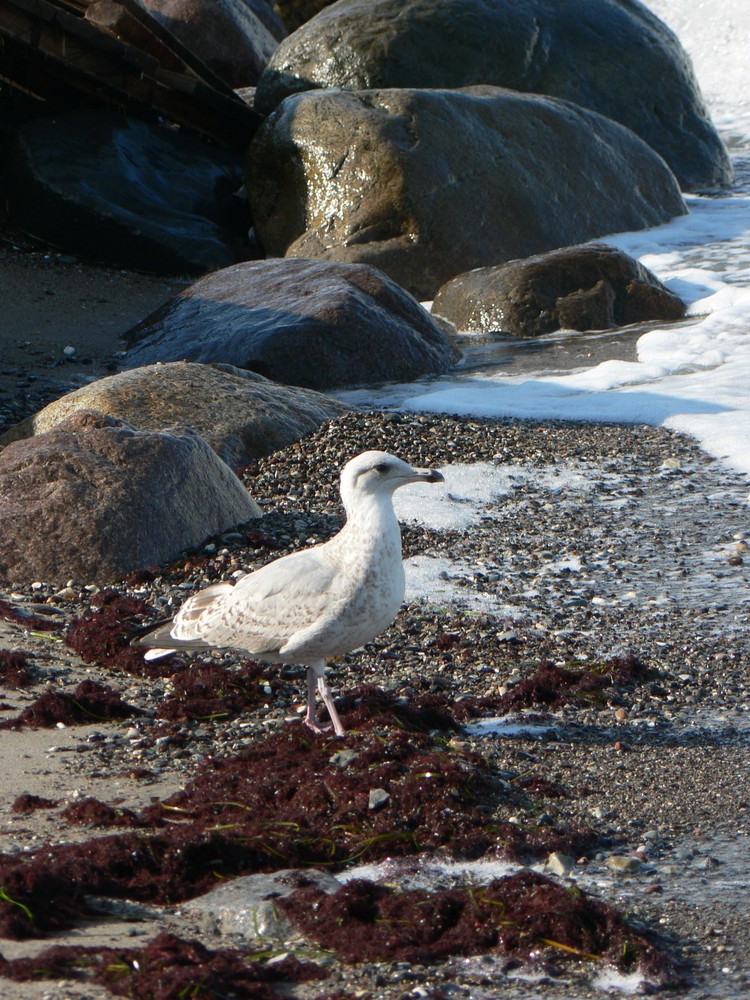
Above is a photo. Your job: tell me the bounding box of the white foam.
[338,856,519,890]
[465,716,557,738]
[337,2,750,481]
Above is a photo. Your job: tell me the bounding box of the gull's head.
[340,450,444,507]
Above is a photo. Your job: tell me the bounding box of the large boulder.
[272,0,336,32]
[5,110,250,276]
[0,362,350,468]
[246,87,686,300]
[432,243,687,337]
[123,259,459,389]
[140,0,280,87]
[242,0,288,40]
[254,0,731,191]
[0,411,261,586]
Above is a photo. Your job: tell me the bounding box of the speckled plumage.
[136,450,443,735]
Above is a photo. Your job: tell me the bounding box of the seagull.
[135,451,444,736]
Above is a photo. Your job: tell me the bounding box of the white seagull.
[135,450,444,736]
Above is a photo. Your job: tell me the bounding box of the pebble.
[546,852,575,876]
[368,788,390,811]
[606,855,644,874]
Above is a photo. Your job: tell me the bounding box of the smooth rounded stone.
[0,362,350,468]
[606,855,645,874]
[0,410,261,586]
[139,0,279,87]
[5,110,249,276]
[183,868,341,938]
[255,0,731,191]
[246,87,686,300]
[432,243,687,337]
[546,851,575,877]
[123,258,459,389]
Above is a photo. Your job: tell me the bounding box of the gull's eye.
[374,461,390,474]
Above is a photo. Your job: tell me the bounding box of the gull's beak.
[410,467,444,483]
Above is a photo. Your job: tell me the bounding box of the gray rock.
[0,362,350,469]
[255,0,731,191]
[272,0,336,32]
[247,86,687,299]
[124,258,459,389]
[0,411,260,586]
[546,851,575,877]
[184,868,341,938]
[606,855,645,874]
[432,243,687,337]
[6,110,249,276]
[140,0,279,87]
[368,787,390,810]
[240,0,287,40]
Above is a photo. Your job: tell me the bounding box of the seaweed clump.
[65,588,168,676]
[0,600,61,632]
[0,650,33,687]
[461,654,651,716]
[154,659,269,723]
[61,797,144,829]
[0,679,139,730]
[278,870,683,986]
[12,794,59,813]
[0,691,596,939]
[0,931,327,998]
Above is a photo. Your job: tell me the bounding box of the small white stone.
[63,345,76,356]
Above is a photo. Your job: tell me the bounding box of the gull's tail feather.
[132,620,220,656]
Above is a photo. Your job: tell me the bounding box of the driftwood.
[0,0,262,148]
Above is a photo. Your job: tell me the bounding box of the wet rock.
[0,410,260,586]
[140,0,280,87]
[272,0,335,32]
[6,110,249,276]
[255,0,731,191]
[245,0,287,40]
[330,749,358,768]
[0,362,350,469]
[368,788,390,810]
[432,243,687,337]
[183,869,342,938]
[124,259,458,389]
[246,87,686,299]
[546,851,575,877]
[606,855,645,874]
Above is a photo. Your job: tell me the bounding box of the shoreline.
[0,406,748,998]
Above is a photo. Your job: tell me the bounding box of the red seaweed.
[459,654,651,717]
[0,650,34,687]
[61,797,143,829]
[278,871,684,986]
[0,931,327,998]
[0,600,62,632]
[65,589,167,676]
[0,680,139,729]
[154,659,268,722]
[12,794,60,813]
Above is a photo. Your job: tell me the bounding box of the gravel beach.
[0,237,749,999]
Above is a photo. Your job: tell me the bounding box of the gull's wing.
[150,544,344,656]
